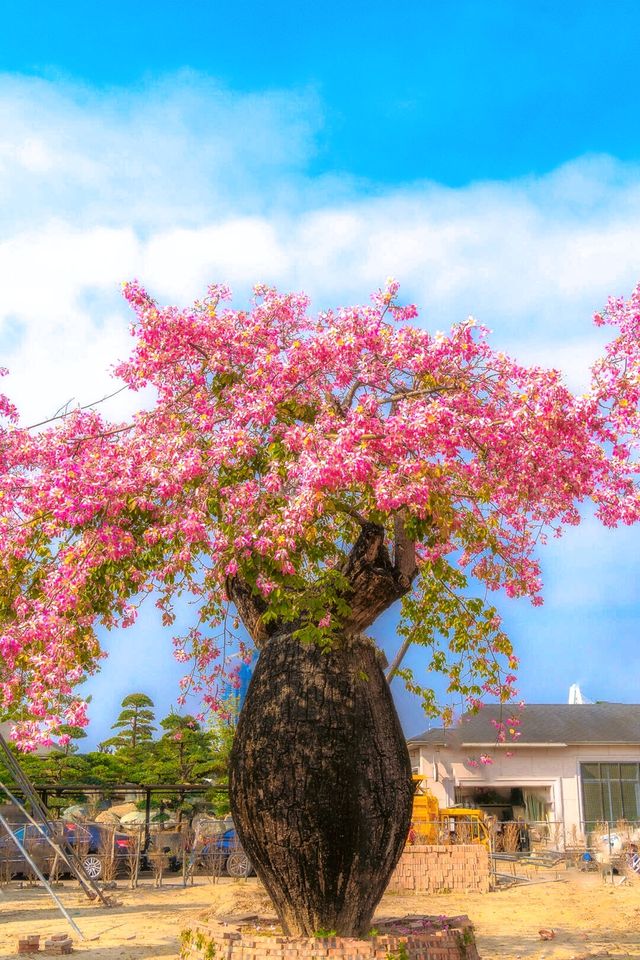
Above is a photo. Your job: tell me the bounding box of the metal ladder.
[0,732,112,906]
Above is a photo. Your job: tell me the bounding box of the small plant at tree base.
[186,931,217,960]
[2,280,640,935]
[461,926,475,945]
[457,924,477,960]
[386,945,409,960]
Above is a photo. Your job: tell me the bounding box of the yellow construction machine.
[409,775,490,849]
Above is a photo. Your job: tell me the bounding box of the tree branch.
[26,386,130,431]
[225,576,272,648]
[385,637,412,682]
[324,391,345,419]
[341,380,364,411]
[340,522,418,634]
[393,509,417,586]
[187,340,209,359]
[328,498,369,527]
[377,384,460,406]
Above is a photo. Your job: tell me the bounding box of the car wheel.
[226,851,252,878]
[82,855,104,881]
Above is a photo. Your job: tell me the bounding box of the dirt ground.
[1,872,639,960]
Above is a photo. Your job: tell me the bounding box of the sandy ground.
[1,872,640,960]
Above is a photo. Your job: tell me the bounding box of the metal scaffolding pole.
[0,732,111,907]
[0,811,85,939]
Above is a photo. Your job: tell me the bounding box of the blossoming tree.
[1,280,639,935]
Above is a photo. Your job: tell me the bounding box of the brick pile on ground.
[44,933,73,954]
[17,931,74,955]
[388,844,490,894]
[17,933,40,954]
[180,915,479,960]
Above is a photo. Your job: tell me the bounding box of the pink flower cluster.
[0,279,639,746]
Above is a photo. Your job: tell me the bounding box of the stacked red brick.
[16,932,73,955]
[387,844,490,895]
[44,934,73,954]
[17,934,40,954]
[180,918,478,960]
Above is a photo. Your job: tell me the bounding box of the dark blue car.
[202,828,254,878]
[185,827,253,878]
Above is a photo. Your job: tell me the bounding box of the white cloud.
[142,220,292,298]
[0,71,322,229]
[2,73,640,421]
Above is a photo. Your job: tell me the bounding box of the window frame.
[580,761,640,825]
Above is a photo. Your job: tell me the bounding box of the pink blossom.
[1,279,640,745]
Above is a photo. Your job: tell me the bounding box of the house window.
[581,762,640,825]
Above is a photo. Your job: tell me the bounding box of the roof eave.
[460,741,568,748]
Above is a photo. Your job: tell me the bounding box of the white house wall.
[409,742,640,840]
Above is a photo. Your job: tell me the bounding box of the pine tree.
[145,713,215,784]
[107,693,156,751]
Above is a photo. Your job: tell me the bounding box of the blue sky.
[4,0,640,185]
[1,1,640,745]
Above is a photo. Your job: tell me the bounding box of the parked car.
[63,821,139,880]
[158,826,253,879]
[199,828,254,878]
[0,820,140,881]
[0,823,52,879]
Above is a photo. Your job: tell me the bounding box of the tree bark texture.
[229,631,414,937]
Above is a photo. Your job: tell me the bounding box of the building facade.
[407,703,640,843]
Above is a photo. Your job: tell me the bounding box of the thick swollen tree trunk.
[229,631,414,937]
[227,520,418,937]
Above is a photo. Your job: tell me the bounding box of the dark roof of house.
[408,703,640,747]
